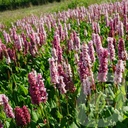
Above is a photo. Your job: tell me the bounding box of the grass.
[0,0,120,25]
[0,1,69,25]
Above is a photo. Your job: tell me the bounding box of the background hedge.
[0,0,62,11]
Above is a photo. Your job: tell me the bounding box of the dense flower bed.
[0,0,128,127]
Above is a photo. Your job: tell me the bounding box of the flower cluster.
[52,34,63,63]
[114,60,125,85]
[92,33,102,59]
[14,106,30,127]
[49,56,76,93]
[78,43,95,95]
[118,38,127,61]
[58,64,76,93]
[88,40,96,63]
[49,57,59,84]
[0,0,128,126]
[107,37,115,61]
[28,70,48,105]
[0,94,14,118]
[98,49,108,82]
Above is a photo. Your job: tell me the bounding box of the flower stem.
[39,103,50,128]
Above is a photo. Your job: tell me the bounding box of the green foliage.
[0,0,64,11]
[0,0,120,11]
[67,0,88,9]
[0,0,127,128]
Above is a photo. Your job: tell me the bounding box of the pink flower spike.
[98,48,108,82]
[28,70,48,105]
[107,37,115,61]
[48,57,59,84]
[118,38,127,61]
[114,60,125,85]
[1,94,15,118]
[88,40,96,63]
[15,106,30,127]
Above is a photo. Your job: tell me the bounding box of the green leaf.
[95,91,106,114]
[115,121,127,128]
[115,93,124,109]
[120,85,126,95]
[70,122,78,128]
[115,86,126,109]
[5,121,10,128]
[57,110,63,119]
[123,106,128,116]
[30,121,37,128]
[50,100,56,109]
[123,106,128,113]
[0,111,6,119]
[18,85,28,95]
[108,86,115,99]
[18,95,26,102]
[38,123,45,127]
[32,111,38,122]
[9,119,16,128]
